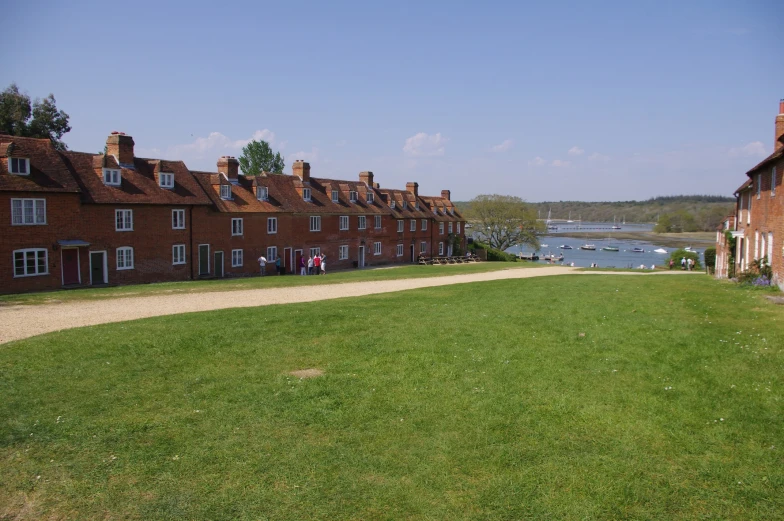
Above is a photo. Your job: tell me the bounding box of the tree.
[0,83,71,150]
[238,139,284,176]
[466,194,544,251]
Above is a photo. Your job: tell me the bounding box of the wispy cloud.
[728,141,767,158]
[588,152,611,162]
[568,146,584,156]
[491,139,513,152]
[551,159,571,167]
[403,132,448,157]
[528,156,547,167]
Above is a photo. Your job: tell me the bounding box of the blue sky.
[3,1,782,201]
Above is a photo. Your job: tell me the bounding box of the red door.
[62,248,80,285]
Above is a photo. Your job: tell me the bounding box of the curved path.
[0,267,697,344]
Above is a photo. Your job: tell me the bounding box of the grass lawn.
[0,261,537,306]
[1,275,782,519]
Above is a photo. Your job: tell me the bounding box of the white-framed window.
[457,222,461,234]
[396,244,403,257]
[267,246,277,261]
[11,198,46,225]
[232,249,244,267]
[310,215,321,232]
[415,202,419,210]
[448,222,453,233]
[772,166,777,197]
[374,215,382,229]
[438,242,444,255]
[349,190,358,202]
[116,247,134,270]
[159,172,174,189]
[115,209,133,231]
[358,216,366,230]
[439,222,444,234]
[231,218,243,236]
[13,248,47,277]
[257,186,268,201]
[8,158,30,175]
[172,209,185,229]
[390,201,396,209]
[397,220,404,232]
[421,219,427,231]
[220,184,232,200]
[103,168,121,186]
[374,242,382,255]
[172,244,186,265]
[339,245,349,260]
[267,217,277,234]
[420,242,427,253]
[340,215,349,230]
[309,247,320,258]
[367,191,374,204]
[303,187,312,202]
[410,219,416,232]
[757,174,761,199]
[331,189,339,203]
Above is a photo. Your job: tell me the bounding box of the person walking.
[313,253,321,275]
[300,256,307,276]
[320,254,326,275]
[307,255,313,275]
[257,254,267,276]
[669,259,674,270]
[275,255,282,275]
[681,257,686,270]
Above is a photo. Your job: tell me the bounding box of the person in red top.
[312,253,321,275]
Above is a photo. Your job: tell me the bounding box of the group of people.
[301,254,326,275]
[256,255,286,276]
[669,257,695,271]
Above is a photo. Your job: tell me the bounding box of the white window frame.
[310,215,321,232]
[116,247,134,270]
[257,186,269,201]
[331,189,339,203]
[439,222,444,234]
[159,172,174,189]
[358,216,366,230]
[172,244,186,265]
[390,201,396,209]
[232,249,244,267]
[396,244,404,257]
[13,248,47,277]
[373,242,382,255]
[309,247,320,258]
[11,198,46,225]
[220,184,232,200]
[397,220,404,232]
[415,202,419,210]
[9,157,30,175]
[267,246,277,261]
[439,242,444,255]
[231,218,244,236]
[267,217,278,234]
[367,191,374,204]
[303,187,312,202]
[421,219,427,231]
[115,209,133,231]
[172,209,185,229]
[448,222,453,233]
[374,215,382,229]
[410,219,416,232]
[349,190,358,203]
[339,215,349,230]
[103,168,121,186]
[339,245,349,260]
[420,242,427,253]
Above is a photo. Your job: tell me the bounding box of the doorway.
[410,244,415,263]
[284,247,292,275]
[214,251,224,278]
[89,251,107,285]
[358,246,365,268]
[295,249,303,273]
[61,248,80,285]
[198,244,210,276]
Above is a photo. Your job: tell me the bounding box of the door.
[199,244,210,276]
[358,246,365,268]
[61,248,80,285]
[410,245,415,263]
[89,251,107,285]
[284,247,292,275]
[295,249,303,273]
[447,244,453,257]
[214,251,224,278]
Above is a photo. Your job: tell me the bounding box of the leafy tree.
[238,139,284,176]
[466,194,543,251]
[0,83,71,150]
[654,214,673,233]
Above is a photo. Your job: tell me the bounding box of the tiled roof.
[0,135,81,193]
[420,195,463,222]
[745,148,783,177]
[379,188,433,219]
[734,178,752,194]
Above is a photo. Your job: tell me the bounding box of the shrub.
[668,249,701,270]
[471,240,518,262]
[703,247,716,274]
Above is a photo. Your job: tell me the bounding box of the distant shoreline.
[552,231,715,248]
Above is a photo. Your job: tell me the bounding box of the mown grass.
[0,261,536,306]
[1,275,782,519]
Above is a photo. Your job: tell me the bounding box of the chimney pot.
[406,182,419,197]
[441,189,451,201]
[106,132,135,165]
[293,160,311,182]
[359,171,374,186]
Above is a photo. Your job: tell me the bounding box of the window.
[396,244,403,257]
[340,215,349,230]
[11,198,46,225]
[172,244,186,265]
[9,158,30,175]
[438,242,444,255]
[410,219,416,232]
[257,186,268,201]
[358,216,366,230]
[220,184,232,200]
[13,248,47,277]
[232,249,244,267]
[415,202,419,210]
[421,219,427,231]
[420,242,427,253]
[773,167,777,197]
[303,187,311,202]
[172,209,185,229]
[116,247,134,270]
[448,222,453,233]
[159,172,174,189]
[757,174,761,199]
[374,242,382,255]
[390,201,396,209]
[231,218,243,236]
[457,222,461,234]
[399,201,406,210]
[103,168,121,186]
[267,246,277,261]
[397,220,404,232]
[349,190,358,203]
[339,245,349,260]
[367,191,374,204]
[309,247,320,258]
[332,189,339,203]
[375,215,382,229]
[310,215,321,232]
[267,217,277,234]
[439,222,444,234]
[115,209,133,231]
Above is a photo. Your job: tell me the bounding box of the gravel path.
[0,267,696,344]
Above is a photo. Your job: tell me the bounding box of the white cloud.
[568,146,584,156]
[491,139,513,152]
[551,159,571,167]
[728,141,767,158]
[588,152,611,162]
[528,156,547,167]
[403,132,448,157]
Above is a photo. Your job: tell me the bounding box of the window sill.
[12,222,47,226]
[13,272,49,278]
[116,267,134,271]
[116,229,134,232]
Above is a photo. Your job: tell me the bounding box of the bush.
[471,240,518,262]
[703,247,716,274]
[667,249,701,270]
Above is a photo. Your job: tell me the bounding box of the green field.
[1,275,782,519]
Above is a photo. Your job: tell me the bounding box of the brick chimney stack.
[441,189,451,201]
[293,160,310,182]
[359,171,374,186]
[406,182,418,196]
[217,156,240,179]
[775,99,784,152]
[106,131,134,166]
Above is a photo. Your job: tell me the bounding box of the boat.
[631,247,645,253]
[654,248,668,254]
[611,216,621,230]
[559,244,573,249]
[602,246,619,252]
[518,252,539,261]
[540,244,549,248]
[579,244,596,250]
[684,246,693,252]
[541,253,564,262]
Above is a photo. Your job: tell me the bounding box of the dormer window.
[303,187,312,202]
[8,158,30,175]
[257,186,268,201]
[331,189,339,203]
[349,190,358,203]
[400,201,406,210]
[390,201,396,209]
[366,191,374,204]
[159,172,174,189]
[415,202,420,210]
[103,168,121,186]
[220,184,232,200]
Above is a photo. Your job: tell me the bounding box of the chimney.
[106,131,134,166]
[293,160,310,182]
[217,156,240,179]
[406,182,418,196]
[775,99,784,152]
[441,189,451,201]
[359,171,374,186]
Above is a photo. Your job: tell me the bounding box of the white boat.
[540,244,549,248]
[654,248,668,254]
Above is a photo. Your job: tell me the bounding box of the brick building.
[715,100,784,288]
[1,131,465,294]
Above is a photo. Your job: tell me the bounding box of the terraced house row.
[0,132,465,294]
[715,100,784,289]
